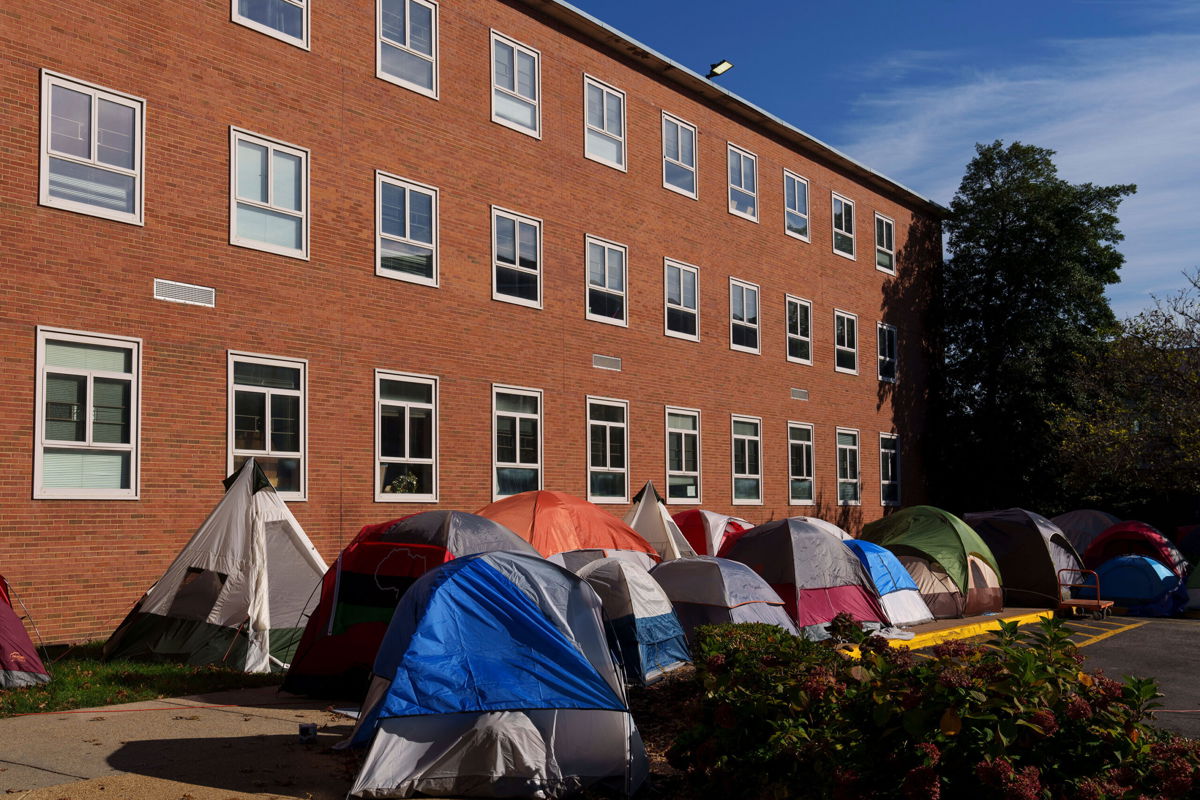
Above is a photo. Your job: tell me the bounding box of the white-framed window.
[783,169,809,241]
[229,352,306,500]
[729,278,760,354]
[35,328,140,499]
[377,172,437,285]
[587,397,628,503]
[788,422,814,505]
[837,428,860,505]
[880,433,900,507]
[727,144,758,221]
[664,259,700,341]
[731,415,762,504]
[492,206,542,308]
[376,370,437,502]
[786,295,812,365]
[875,213,895,273]
[878,322,898,382]
[230,128,308,259]
[493,385,541,499]
[39,71,145,225]
[378,0,438,97]
[662,112,697,197]
[584,75,626,170]
[835,310,858,374]
[491,31,540,137]
[832,193,855,259]
[586,236,627,326]
[665,406,701,504]
[232,0,308,49]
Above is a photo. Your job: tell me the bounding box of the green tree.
[1054,269,1200,524]
[932,140,1135,513]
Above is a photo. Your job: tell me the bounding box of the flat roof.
[522,0,948,217]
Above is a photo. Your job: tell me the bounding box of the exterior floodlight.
[706,60,733,79]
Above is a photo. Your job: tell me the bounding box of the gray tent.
[966,509,1084,608]
[650,556,799,641]
[1052,509,1121,555]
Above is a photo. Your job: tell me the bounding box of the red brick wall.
[0,0,939,642]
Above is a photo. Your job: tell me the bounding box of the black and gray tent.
[104,459,327,672]
[965,508,1084,608]
[1051,509,1121,555]
[650,556,799,641]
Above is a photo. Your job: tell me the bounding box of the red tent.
[477,490,658,568]
[671,509,753,556]
[1,574,49,689]
[1083,521,1189,577]
[283,511,536,697]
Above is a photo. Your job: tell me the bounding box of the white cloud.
[833,32,1200,318]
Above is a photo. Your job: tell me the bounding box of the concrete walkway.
[0,686,357,800]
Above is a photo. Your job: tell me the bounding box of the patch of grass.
[0,642,280,718]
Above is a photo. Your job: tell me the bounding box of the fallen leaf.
[940,707,962,736]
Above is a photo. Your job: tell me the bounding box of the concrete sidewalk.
[0,686,358,800]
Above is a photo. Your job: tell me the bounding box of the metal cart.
[1056,568,1114,619]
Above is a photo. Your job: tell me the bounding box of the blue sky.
[567,0,1200,317]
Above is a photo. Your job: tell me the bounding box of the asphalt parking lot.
[1067,615,1200,738]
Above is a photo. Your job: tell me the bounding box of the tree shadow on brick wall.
[809,488,864,537]
[878,213,942,513]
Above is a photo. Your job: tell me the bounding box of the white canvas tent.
[622,481,696,561]
[103,459,327,672]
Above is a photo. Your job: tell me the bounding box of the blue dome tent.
[843,540,934,627]
[1077,555,1187,617]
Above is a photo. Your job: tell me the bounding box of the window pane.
[665,162,695,193]
[494,41,514,91]
[382,41,434,88]
[43,448,129,489]
[586,83,603,127]
[496,415,517,462]
[380,182,406,238]
[668,412,696,431]
[270,393,300,452]
[518,222,538,269]
[96,99,135,170]
[234,391,266,450]
[877,249,894,271]
[237,455,300,493]
[46,341,130,372]
[380,239,433,278]
[664,120,679,160]
[791,478,813,501]
[733,420,757,436]
[380,405,406,458]
[272,151,301,212]
[588,244,606,287]
[380,0,405,43]
[734,477,760,500]
[667,307,696,336]
[668,431,683,472]
[409,190,433,244]
[238,0,304,39]
[236,140,268,202]
[495,215,516,264]
[586,129,622,164]
[409,407,433,458]
[609,432,625,469]
[382,462,433,495]
[838,431,857,447]
[45,374,86,441]
[605,95,622,136]
[516,51,536,100]
[746,439,759,474]
[589,288,623,319]
[786,211,808,238]
[732,324,757,350]
[380,379,432,404]
[496,393,538,414]
[497,467,538,495]
[590,425,607,467]
[590,470,625,498]
[409,1,433,55]
[518,418,537,463]
[50,85,91,158]
[48,158,135,214]
[237,203,302,249]
[730,187,756,216]
[681,268,696,307]
[728,149,739,185]
[234,361,300,389]
[589,403,623,423]
[668,474,698,499]
[496,265,538,300]
[684,435,698,472]
[92,378,130,444]
[608,250,624,291]
[742,157,756,193]
[666,266,681,304]
[680,127,694,164]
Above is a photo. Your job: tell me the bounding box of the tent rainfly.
[1083,521,1189,577]
[103,459,327,672]
[577,557,690,685]
[1051,509,1121,555]
[623,481,696,561]
[477,490,659,570]
[1,574,49,689]
[650,556,799,642]
[1078,555,1187,617]
[671,510,754,557]
[965,509,1085,608]
[843,540,934,628]
[347,552,647,798]
[283,510,537,697]
[862,505,1003,619]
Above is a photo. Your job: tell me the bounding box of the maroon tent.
[724,518,886,633]
[1083,521,1189,577]
[1,574,49,689]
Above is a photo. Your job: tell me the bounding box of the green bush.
[667,617,1200,799]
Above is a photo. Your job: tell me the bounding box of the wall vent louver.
[592,354,622,371]
[153,279,216,307]
[791,388,809,401]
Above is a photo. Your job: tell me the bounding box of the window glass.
[835,311,858,373]
[728,145,757,219]
[876,214,895,272]
[493,208,541,306]
[784,171,809,239]
[665,260,699,339]
[586,237,627,324]
[378,373,437,500]
[730,280,759,353]
[666,408,700,501]
[235,0,306,46]
[584,77,626,169]
[492,33,540,135]
[379,173,438,283]
[588,399,627,501]
[231,129,307,258]
[833,194,855,257]
[732,416,761,502]
[837,429,860,504]
[231,354,304,496]
[379,0,437,95]
[662,114,696,196]
[495,388,541,497]
[786,297,812,363]
[789,424,814,503]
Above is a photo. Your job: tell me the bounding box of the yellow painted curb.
[897,610,1056,651]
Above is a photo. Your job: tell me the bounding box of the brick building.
[0,0,943,642]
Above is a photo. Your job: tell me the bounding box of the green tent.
[863,506,1004,618]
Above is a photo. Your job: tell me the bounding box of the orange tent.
[477,490,659,569]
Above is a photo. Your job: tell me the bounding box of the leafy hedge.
[667,617,1200,799]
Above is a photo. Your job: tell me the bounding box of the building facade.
[0,0,942,642]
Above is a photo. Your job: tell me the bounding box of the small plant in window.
[385,471,420,494]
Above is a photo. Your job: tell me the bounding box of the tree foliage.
[1054,269,1200,523]
[933,140,1135,513]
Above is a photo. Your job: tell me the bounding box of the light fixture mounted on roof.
[706,60,733,79]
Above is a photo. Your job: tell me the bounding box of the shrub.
[667,616,1200,799]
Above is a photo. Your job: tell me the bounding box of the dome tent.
[1077,555,1187,617]
[650,556,799,642]
[965,508,1084,608]
[576,557,690,685]
[283,510,537,697]
[862,506,1003,619]
[1052,509,1121,555]
[1083,521,1188,577]
[346,551,647,798]
[477,490,658,570]
[1,574,49,689]
[724,518,886,635]
[671,509,753,556]
[622,481,696,561]
[843,540,934,627]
